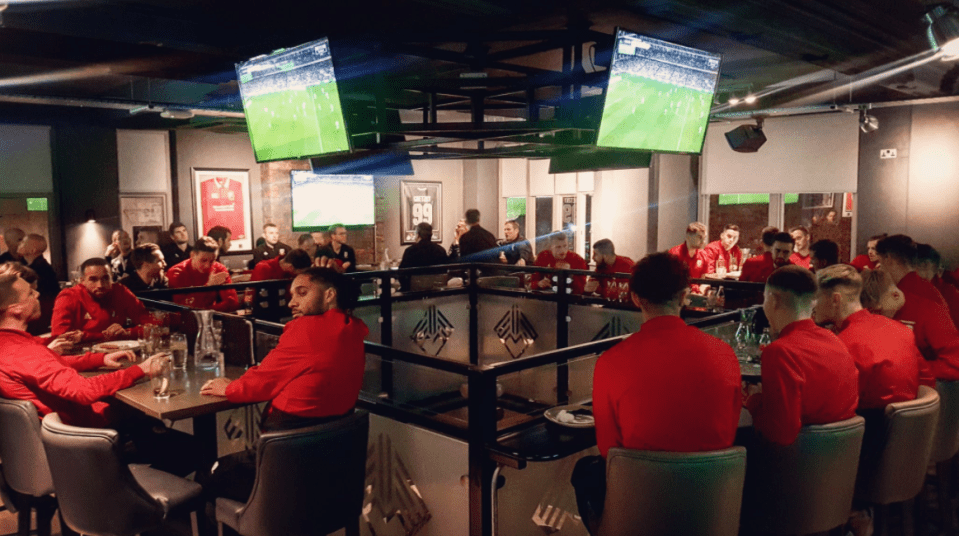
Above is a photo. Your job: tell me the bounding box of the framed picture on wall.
[119,193,166,238]
[400,181,443,244]
[802,193,835,209]
[192,168,253,252]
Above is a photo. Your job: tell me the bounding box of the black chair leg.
[16,506,30,536]
[939,461,957,536]
[33,499,54,536]
[876,503,890,536]
[902,498,915,536]
[345,521,360,536]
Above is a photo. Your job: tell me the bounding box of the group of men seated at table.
[573,231,958,535]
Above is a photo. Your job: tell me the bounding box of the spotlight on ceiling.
[743,95,757,104]
[159,108,194,120]
[859,108,879,133]
[928,5,959,58]
[725,118,766,153]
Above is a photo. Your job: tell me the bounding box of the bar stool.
[0,398,60,536]
[856,385,941,536]
[40,413,203,536]
[596,446,746,536]
[214,411,369,536]
[741,415,866,535]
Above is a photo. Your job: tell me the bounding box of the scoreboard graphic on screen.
[400,181,443,244]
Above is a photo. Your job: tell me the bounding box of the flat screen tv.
[596,29,721,154]
[290,171,374,231]
[236,37,350,162]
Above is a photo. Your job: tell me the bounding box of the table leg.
[193,413,218,464]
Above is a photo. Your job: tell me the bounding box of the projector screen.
[290,172,374,231]
[237,37,350,163]
[596,29,721,154]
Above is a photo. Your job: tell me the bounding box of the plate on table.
[92,340,140,353]
[544,405,594,428]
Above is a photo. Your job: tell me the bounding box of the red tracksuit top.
[933,276,959,331]
[250,257,290,282]
[167,259,239,312]
[850,254,877,272]
[225,310,369,418]
[739,253,791,283]
[899,272,948,309]
[593,315,742,458]
[894,292,959,382]
[0,329,144,427]
[531,250,588,294]
[789,252,811,270]
[667,243,709,280]
[836,309,921,409]
[51,284,152,343]
[746,319,859,445]
[594,256,635,299]
[703,241,743,273]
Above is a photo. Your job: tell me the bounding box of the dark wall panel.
[856,106,911,256]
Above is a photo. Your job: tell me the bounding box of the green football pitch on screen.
[244,81,350,161]
[596,73,713,153]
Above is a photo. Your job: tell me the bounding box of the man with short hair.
[251,223,291,266]
[813,265,921,409]
[740,232,794,283]
[315,224,357,273]
[851,234,885,272]
[531,233,588,294]
[109,230,135,281]
[18,233,60,311]
[297,233,317,258]
[498,220,533,266]
[399,222,449,270]
[745,266,859,445]
[161,222,192,269]
[809,239,840,272]
[51,258,154,343]
[876,234,949,310]
[667,222,709,282]
[199,267,368,502]
[585,239,634,299]
[458,209,498,261]
[573,252,741,533]
[167,237,239,312]
[916,243,959,330]
[0,228,24,264]
[251,249,313,282]
[207,225,232,261]
[117,243,167,293]
[751,226,780,257]
[788,226,812,269]
[703,224,744,273]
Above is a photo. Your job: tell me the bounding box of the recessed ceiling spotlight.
[744,95,757,104]
[728,96,741,105]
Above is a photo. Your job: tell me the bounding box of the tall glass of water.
[170,333,188,371]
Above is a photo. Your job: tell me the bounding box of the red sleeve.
[50,291,79,338]
[702,243,719,274]
[746,344,804,445]
[919,305,959,381]
[570,255,588,295]
[250,261,271,282]
[225,321,308,403]
[23,351,144,405]
[592,354,619,458]
[212,269,239,312]
[740,258,760,282]
[531,251,551,287]
[58,352,107,372]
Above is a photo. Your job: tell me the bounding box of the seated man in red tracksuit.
[167,236,239,312]
[740,232,794,283]
[531,233,588,294]
[198,267,369,504]
[571,253,742,535]
[249,248,313,282]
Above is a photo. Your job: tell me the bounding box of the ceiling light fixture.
[728,95,741,106]
[743,95,757,104]
[927,5,959,58]
[859,107,879,133]
[159,108,194,120]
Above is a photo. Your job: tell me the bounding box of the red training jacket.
[850,254,877,272]
[739,252,790,283]
[531,250,588,294]
[250,257,290,282]
[0,328,144,427]
[225,309,369,418]
[702,241,743,274]
[746,319,859,445]
[593,315,742,458]
[594,256,635,299]
[51,284,152,343]
[667,243,709,280]
[167,259,239,312]
[894,293,959,382]
[789,252,811,270]
[933,275,959,331]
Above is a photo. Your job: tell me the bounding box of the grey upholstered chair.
[856,385,940,534]
[742,415,866,535]
[215,410,369,536]
[40,413,203,536]
[930,381,959,534]
[0,398,59,536]
[597,446,747,536]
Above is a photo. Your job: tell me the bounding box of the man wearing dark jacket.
[459,209,498,262]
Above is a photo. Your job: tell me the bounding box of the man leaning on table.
[571,252,742,535]
[0,271,197,475]
[198,266,368,504]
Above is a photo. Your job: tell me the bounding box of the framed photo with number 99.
[400,181,443,244]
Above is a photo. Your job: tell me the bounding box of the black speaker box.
[725,125,767,153]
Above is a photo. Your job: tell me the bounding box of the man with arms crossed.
[199,268,368,503]
[572,252,741,534]
[51,258,155,343]
[167,236,239,312]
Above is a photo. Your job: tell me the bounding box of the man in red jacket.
[703,224,743,273]
[813,264,920,409]
[745,266,859,446]
[531,233,588,294]
[167,236,239,312]
[850,234,885,272]
[876,234,948,309]
[199,267,368,504]
[584,239,634,299]
[667,222,709,280]
[572,253,741,534]
[788,226,812,269]
[740,232,794,283]
[250,248,313,282]
[51,258,155,343]
[916,243,959,330]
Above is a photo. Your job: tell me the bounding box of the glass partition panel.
[354,303,382,343]
[567,304,643,346]
[392,294,471,362]
[363,353,469,414]
[496,354,599,425]
[478,294,557,366]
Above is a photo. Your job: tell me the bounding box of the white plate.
[91,340,140,353]
[544,404,594,428]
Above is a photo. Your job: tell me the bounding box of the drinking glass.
[151,326,171,354]
[170,333,188,371]
[151,354,172,400]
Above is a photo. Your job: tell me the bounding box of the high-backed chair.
[931,380,959,535]
[856,385,940,535]
[40,413,203,536]
[0,398,60,536]
[742,415,866,535]
[215,411,370,536]
[597,446,747,536]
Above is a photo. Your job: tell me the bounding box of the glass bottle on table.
[715,256,727,278]
[194,310,220,371]
[715,286,726,311]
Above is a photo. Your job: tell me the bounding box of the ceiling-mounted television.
[236,37,350,163]
[290,171,374,231]
[596,29,721,154]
